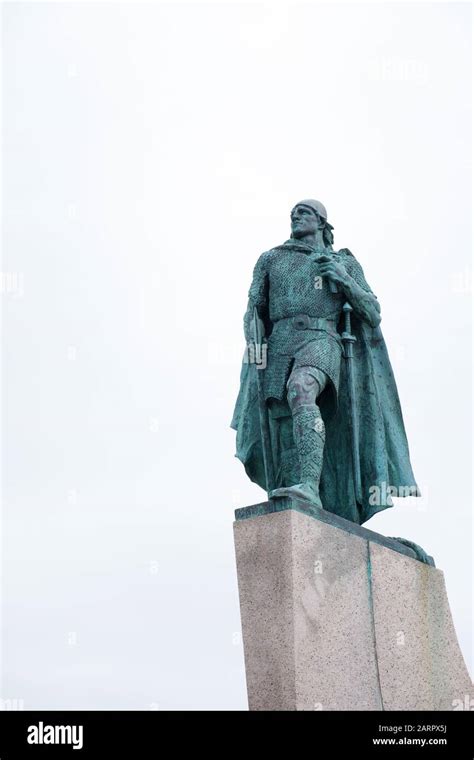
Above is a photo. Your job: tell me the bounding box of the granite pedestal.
[233,500,473,711]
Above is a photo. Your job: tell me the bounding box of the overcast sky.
[2,1,472,709]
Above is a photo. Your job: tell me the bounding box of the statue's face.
[291,205,319,239]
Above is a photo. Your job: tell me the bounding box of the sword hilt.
[341,302,356,356]
[341,301,357,343]
[341,301,362,502]
[342,301,353,333]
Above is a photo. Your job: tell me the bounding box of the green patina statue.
[231,199,420,525]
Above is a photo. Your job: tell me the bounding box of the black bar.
[0,710,472,757]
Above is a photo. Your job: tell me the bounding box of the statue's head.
[290,199,334,247]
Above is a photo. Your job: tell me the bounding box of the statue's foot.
[270,482,323,509]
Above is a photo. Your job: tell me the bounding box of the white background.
[2,1,472,709]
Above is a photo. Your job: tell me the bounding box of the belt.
[274,314,341,341]
[276,314,336,330]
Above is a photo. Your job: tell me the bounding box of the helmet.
[292,199,328,220]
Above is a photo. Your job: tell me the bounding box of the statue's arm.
[340,254,381,328]
[243,252,270,341]
[318,249,381,328]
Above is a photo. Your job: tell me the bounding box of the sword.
[252,307,276,495]
[341,302,362,503]
[316,257,361,500]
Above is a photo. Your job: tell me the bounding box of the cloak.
[231,251,420,526]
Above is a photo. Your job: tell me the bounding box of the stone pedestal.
[233,500,473,711]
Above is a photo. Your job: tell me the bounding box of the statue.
[231,199,420,525]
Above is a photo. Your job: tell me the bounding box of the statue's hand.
[317,255,349,286]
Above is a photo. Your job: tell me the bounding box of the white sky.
[1,1,472,709]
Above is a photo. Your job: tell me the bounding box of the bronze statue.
[231,200,419,525]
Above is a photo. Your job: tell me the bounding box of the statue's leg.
[270,366,327,508]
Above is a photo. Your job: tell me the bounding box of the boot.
[270,404,325,508]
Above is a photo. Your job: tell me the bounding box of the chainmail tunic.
[244,241,375,403]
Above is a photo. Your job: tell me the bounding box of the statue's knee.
[287,369,317,411]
